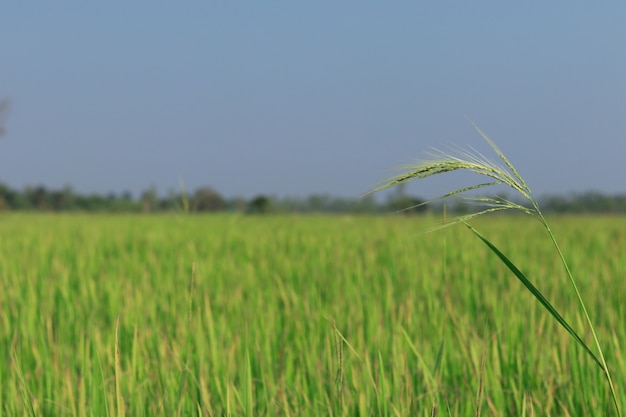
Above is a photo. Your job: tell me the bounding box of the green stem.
[537,212,620,416]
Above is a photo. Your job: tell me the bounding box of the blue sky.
[1,2,625,199]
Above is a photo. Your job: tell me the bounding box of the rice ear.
[367,121,620,416]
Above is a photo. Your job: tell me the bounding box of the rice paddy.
[0,213,624,416]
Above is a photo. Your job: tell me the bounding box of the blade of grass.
[464,223,604,370]
[12,350,37,417]
[115,317,125,417]
[245,349,253,417]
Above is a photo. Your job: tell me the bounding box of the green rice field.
[1,213,624,416]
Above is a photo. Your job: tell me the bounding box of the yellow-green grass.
[0,213,624,416]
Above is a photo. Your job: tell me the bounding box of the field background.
[0,213,624,416]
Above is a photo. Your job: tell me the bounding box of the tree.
[24,185,50,210]
[247,195,272,214]
[50,186,76,211]
[192,187,225,212]
[226,196,247,212]
[141,186,158,213]
[0,182,18,210]
[387,195,427,214]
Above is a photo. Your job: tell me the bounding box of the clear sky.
[1,2,625,200]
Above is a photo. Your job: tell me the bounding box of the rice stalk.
[114,317,125,417]
[366,120,620,415]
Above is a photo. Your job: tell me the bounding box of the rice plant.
[366,120,621,415]
[1,213,624,414]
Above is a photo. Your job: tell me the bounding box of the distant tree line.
[0,182,624,214]
[538,191,626,214]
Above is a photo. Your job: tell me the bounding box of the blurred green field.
[0,213,624,416]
